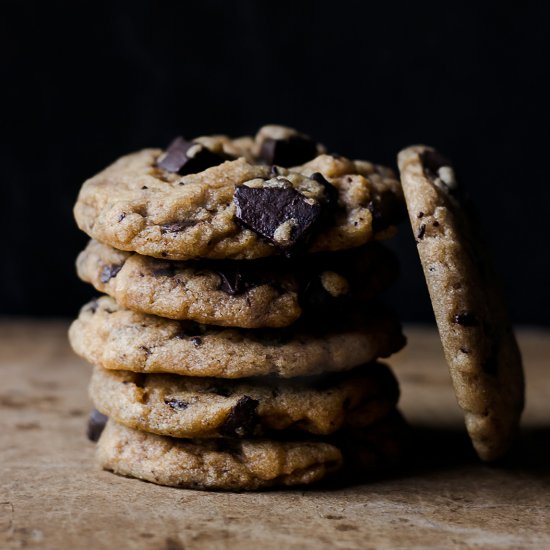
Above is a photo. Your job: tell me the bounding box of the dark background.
[1,1,548,325]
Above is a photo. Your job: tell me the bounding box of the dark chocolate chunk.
[218,396,259,438]
[191,336,202,347]
[99,264,122,284]
[86,409,108,442]
[417,223,426,240]
[157,136,227,175]
[259,135,318,167]
[117,213,126,222]
[367,191,407,232]
[454,312,479,326]
[310,172,339,206]
[165,398,189,411]
[216,264,263,295]
[234,186,321,252]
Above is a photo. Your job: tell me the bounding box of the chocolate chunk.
[216,264,263,295]
[417,223,426,240]
[157,136,227,175]
[367,191,407,232]
[454,312,479,326]
[234,186,321,252]
[218,396,259,438]
[86,409,108,442]
[310,172,339,207]
[191,336,202,347]
[260,135,318,167]
[165,398,189,411]
[99,264,122,284]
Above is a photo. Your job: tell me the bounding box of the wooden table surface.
[1,321,549,549]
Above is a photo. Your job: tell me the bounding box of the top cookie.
[397,145,524,461]
[74,125,404,260]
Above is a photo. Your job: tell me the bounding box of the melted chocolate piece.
[417,223,426,240]
[157,136,227,175]
[99,264,122,284]
[218,396,259,437]
[164,398,189,411]
[86,409,108,442]
[367,191,407,232]
[234,186,321,252]
[260,135,318,167]
[454,311,479,326]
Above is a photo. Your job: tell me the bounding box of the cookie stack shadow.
[68,125,410,491]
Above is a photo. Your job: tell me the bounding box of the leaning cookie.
[397,145,524,461]
[96,420,343,491]
[77,239,398,328]
[74,125,404,261]
[69,297,405,379]
[89,363,399,438]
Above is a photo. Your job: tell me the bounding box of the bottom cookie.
[97,420,342,491]
[96,413,408,491]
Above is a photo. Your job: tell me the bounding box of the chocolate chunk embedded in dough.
[86,409,108,442]
[218,396,260,438]
[260,135,318,167]
[234,186,321,252]
[157,136,227,175]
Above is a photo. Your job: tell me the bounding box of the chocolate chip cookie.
[398,145,524,461]
[69,297,405,379]
[77,239,398,328]
[89,362,399,438]
[74,126,404,260]
[96,420,343,491]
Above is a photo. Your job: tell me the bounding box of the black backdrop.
[1,1,548,325]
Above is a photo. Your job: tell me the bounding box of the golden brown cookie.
[398,145,524,461]
[69,296,405,378]
[89,363,399,438]
[96,420,343,491]
[74,126,404,260]
[76,239,398,328]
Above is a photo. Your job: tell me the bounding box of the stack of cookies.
[69,125,409,491]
